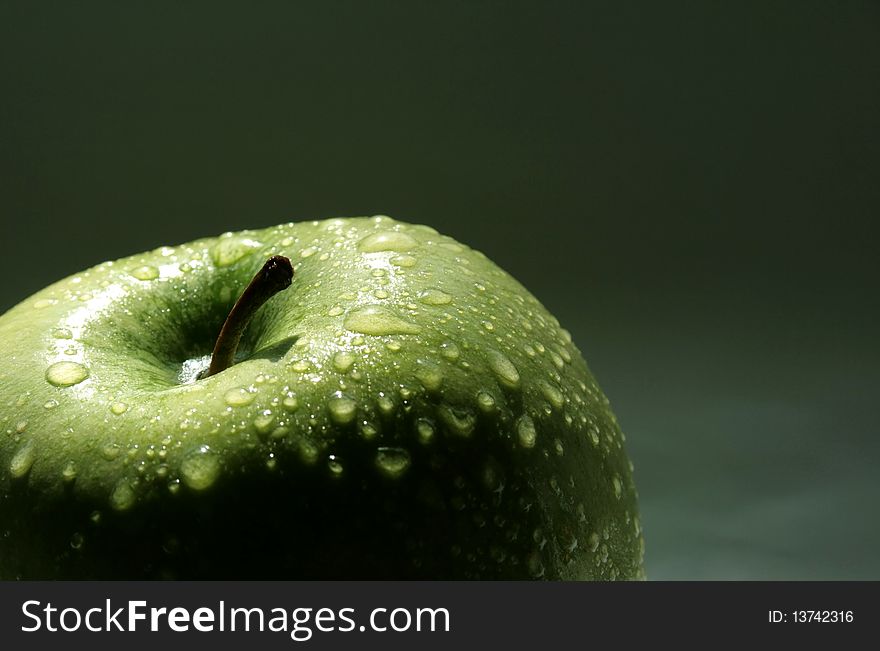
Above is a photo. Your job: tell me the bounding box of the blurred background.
[1,1,877,579]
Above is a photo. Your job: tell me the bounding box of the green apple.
[0,216,644,579]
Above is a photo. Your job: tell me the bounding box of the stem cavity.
[203,255,294,378]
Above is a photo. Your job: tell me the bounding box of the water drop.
[486,350,520,389]
[517,415,537,448]
[300,246,318,258]
[554,438,565,456]
[110,402,128,415]
[358,230,418,253]
[437,404,476,437]
[130,265,159,281]
[328,394,357,425]
[476,391,496,413]
[390,254,417,267]
[52,327,73,339]
[539,380,565,409]
[253,412,275,435]
[61,460,77,482]
[377,394,395,415]
[70,533,84,550]
[110,480,136,511]
[416,418,435,444]
[359,421,379,439]
[224,387,254,407]
[612,475,623,499]
[439,340,460,360]
[33,298,57,309]
[180,446,220,491]
[344,306,421,336]
[418,289,453,306]
[282,394,299,411]
[9,441,36,478]
[45,361,89,387]
[415,361,444,392]
[554,345,572,363]
[101,443,122,461]
[299,440,319,465]
[328,306,344,317]
[375,447,412,478]
[327,455,344,476]
[210,235,261,267]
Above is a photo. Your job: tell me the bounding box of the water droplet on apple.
[476,391,496,413]
[15,420,27,433]
[416,418,435,444]
[375,447,411,478]
[554,344,572,363]
[418,289,453,305]
[110,402,128,415]
[110,480,136,511]
[415,361,443,392]
[486,350,520,389]
[224,387,255,407]
[101,443,122,460]
[45,361,89,387]
[210,235,261,267]
[282,394,299,411]
[332,351,355,373]
[481,320,495,331]
[390,254,416,267]
[549,350,564,370]
[539,380,564,409]
[358,230,418,253]
[90,510,102,525]
[373,289,389,299]
[300,246,318,258]
[588,424,600,446]
[516,415,537,448]
[588,532,601,552]
[253,412,275,435]
[328,305,344,317]
[9,441,36,478]
[33,298,57,309]
[377,393,395,415]
[359,421,379,439]
[612,474,622,499]
[180,446,221,491]
[554,438,565,456]
[439,340,460,360]
[328,394,357,425]
[130,265,159,281]
[327,455,344,476]
[70,533,84,550]
[343,306,421,336]
[437,404,476,437]
[61,460,77,482]
[299,440,319,465]
[52,327,73,339]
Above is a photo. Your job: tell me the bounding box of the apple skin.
[0,216,644,579]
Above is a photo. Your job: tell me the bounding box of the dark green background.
[1,2,877,579]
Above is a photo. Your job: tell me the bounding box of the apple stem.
[203,255,294,378]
